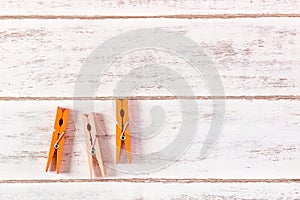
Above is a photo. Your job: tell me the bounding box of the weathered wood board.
[0,18,299,97]
[0,0,299,16]
[0,100,299,180]
[1,182,300,199]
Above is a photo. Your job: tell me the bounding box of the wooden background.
[1,1,300,199]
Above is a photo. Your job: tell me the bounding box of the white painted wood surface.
[0,18,299,97]
[1,0,299,199]
[0,0,299,16]
[0,100,299,180]
[1,182,300,200]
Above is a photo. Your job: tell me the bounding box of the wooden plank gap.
[0,14,300,20]
[0,96,299,101]
[1,178,300,184]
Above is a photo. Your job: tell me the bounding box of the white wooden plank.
[1,182,300,199]
[0,0,299,16]
[0,18,299,97]
[0,99,299,180]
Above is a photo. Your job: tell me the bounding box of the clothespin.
[82,113,105,178]
[116,98,131,164]
[46,107,69,174]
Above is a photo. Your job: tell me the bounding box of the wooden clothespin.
[46,107,69,174]
[116,98,131,164]
[82,113,105,178]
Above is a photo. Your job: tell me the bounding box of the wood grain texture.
[0,0,299,16]
[1,182,300,199]
[0,99,299,180]
[0,18,299,98]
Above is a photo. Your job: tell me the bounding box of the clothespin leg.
[45,131,58,172]
[94,139,105,177]
[125,131,131,163]
[116,125,122,164]
[55,135,65,174]
[99,161,105,177]
[87,151,93,179]
[95,155,105,177]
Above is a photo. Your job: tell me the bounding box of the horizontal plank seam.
[0,96,299,101]
[1,178,300,184]
[0,14,299,20]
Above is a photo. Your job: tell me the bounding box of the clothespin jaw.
[46,107,69,174]
[116,98,131,164]
[82,113,105,178]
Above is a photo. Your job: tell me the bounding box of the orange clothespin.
[116,98,131,164]
[46,107,69,174]
[82,113,105,178]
